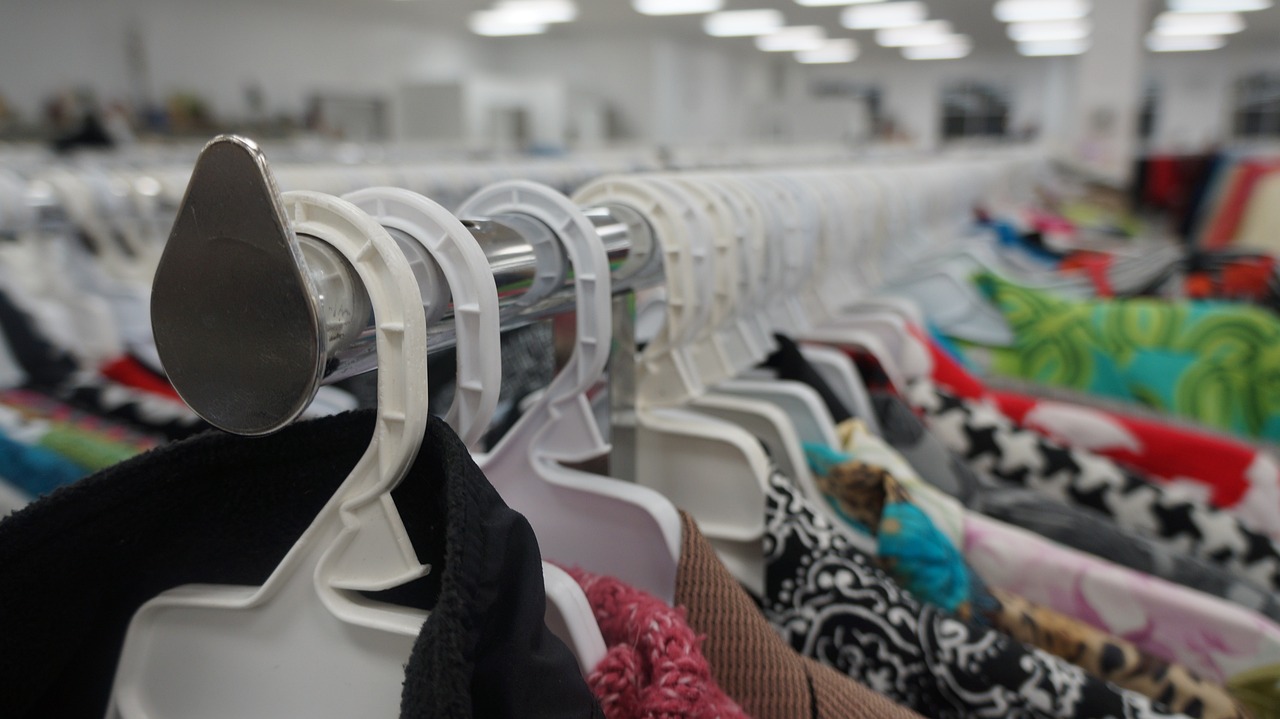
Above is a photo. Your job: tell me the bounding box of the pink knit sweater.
[564,566,752,719]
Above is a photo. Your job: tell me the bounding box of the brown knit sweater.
[673,511,923,719]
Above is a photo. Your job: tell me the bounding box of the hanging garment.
[804,443,975,616]
[987,586,1247,719]
[909,379,1280,594]
[99,355,182,402]
[806,435,1246,718]
[563,566,749,719]
[970,273,1280,441]
[672,511,922,719]
[1203,162,1280,251]
[51,375,207,441]
[966,514,1280,716]
[763,334,854,423]
[0,401,146,473]
[867,388,1280,623]
[1182,253,1280,310]
[0,284,78,388]
[1235,173,1280,255]
[0,427,84,497]
[927,336,1280,544]
[0,411,602,719]
[0,387,162,451]
[758,468,1183,719]
[822,418,968,544]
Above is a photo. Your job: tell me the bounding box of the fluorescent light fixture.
[1168,0,1271,11]
[875,20,956,47]
[1007,18,1091,42]
[796,0,881,5]
[492,0,577,23]
[469,10,547,35]
[842,2,928,30]
[632,0,722,15]
[1154,10,1245,34]
[704,9,784,36]
[796,38,860,63]
[994,0,1091,22]
[756,25,826,51]
[1017,38,1090,55]
[902,37,972,59]
[1146,32,1228,50]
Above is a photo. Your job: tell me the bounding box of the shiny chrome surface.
[151,135,325,436]
[152,135,661,435]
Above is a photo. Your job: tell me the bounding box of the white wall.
[791,52,1066,150]
[485,35,660,142]
[9,0,1280,156]
[0,0,487,124]
[484,34,775,145]
[1147,47,1280,152]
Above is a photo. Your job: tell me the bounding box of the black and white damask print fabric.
[759,470,1185,719]
[906,379,1280,593]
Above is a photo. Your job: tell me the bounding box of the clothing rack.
[151,135,665,436]
[147,135,1050,436]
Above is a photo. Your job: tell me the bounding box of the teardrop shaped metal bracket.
[151,135,662,438]
[151,135,340,436]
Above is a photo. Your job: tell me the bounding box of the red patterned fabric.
[920,334,1280,540]
[1204,162,1280,249]
[100,356,182,402]
[565,566,751,719]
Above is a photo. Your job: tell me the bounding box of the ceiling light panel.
[842,2,928,30]
[1018,38,1090,55]
[796,0,883,6]
[903,38,972,59]
[493,0,577,23]
[796,38,860,63]
[1147,32,1228,50]
[633,0,723,16]
[1153,10,1245,34]
[1168,0,1271,11]
[994,0,1091,22]
[1007,18,1091,42]
[756,25,827,51]
[704,9,784,36]
[876,21,956,47]
[469,10,548,35]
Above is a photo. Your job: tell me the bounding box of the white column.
[1067,0,1152,186]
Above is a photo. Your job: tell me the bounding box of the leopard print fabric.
[814,453,1250,718]
[989,587,1249,719]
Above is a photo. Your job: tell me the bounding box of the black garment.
[52,113,115,153]
[0,286,78,387]
[52,376,209,441]
[759,470,1180,719]
[762,334,853,422]
[0,411,602,719]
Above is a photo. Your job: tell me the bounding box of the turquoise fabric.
[805,441,975,616]
[0,429,85,497]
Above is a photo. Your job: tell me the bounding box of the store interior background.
[1,0,1277,187]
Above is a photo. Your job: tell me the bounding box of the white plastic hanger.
[457,180,683,607]
[573,175,772,595]
[653,173,829,492]
[677,174,841,450]
[673,172,867,554]
[344,187,501,449]
[348,187,604,672]
[110,190,434,719]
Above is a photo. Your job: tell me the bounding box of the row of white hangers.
[103,135,1048,718]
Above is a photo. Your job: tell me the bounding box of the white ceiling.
[288,0,1280,59]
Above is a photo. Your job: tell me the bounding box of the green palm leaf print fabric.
[972,273,1280,441]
